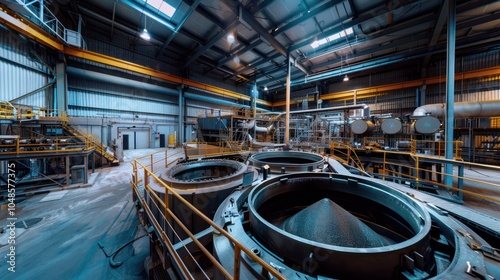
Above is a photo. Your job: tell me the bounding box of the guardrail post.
[144,168,149,188]
[234,246,241,280]
[415,156,420,189]
[150,154,154,173]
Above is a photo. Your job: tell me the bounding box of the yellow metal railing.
[369,150,500,204]
[0,135,94,155]
[130,150,285,280]
[183,141,246,158]
[329,141,365,171]
[64,121,117,162]
[410,139,463,160]
[0,102,68,121]
[363,136,385,148]
[0,101,16,119]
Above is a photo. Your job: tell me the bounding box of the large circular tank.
[154,159,257,240]
[381,118,402,134]
[249,151,325,173]
[413,116,440,134]
[247,173,431,279]
[351,119,375,134]
[213,172,499,279]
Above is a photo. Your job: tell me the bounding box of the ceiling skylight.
[311,27,354,49]
[143,0,176,18]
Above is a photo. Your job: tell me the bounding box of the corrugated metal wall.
[0,28,50,107]
[68,74,179,119]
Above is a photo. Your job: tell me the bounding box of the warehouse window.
[143,0,176,18]
[311,27,354,48]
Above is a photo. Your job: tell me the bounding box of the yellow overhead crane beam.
[0,5,64,51]
[0,5,272,108]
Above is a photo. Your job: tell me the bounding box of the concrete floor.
[1,148,499,279]
[0,149,165,280]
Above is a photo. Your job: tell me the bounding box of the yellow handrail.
[371,150,500,203]
[130,150,285,280]
[0,135,94,155]
[329,141,365,171]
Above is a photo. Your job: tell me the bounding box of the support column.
[417,85,426,108]
[55,62,67,112]
[251,83,257,142]
[178,85,185,146]
[84,154,88,184]
[285,53,291,145]
[444,0,456,187]
[65,156,70,186]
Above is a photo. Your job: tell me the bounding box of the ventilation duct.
[413,100,500,118]
[67,67,258,109]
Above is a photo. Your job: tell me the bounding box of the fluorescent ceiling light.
[143,0,176,17]
[311,27,354,49]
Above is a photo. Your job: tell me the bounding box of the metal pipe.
[9,78,56,103]
[67,67,261,110]
[290,103,370,118]
[412,100,500,118]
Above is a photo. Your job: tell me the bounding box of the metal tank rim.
[247,172,432,253]
[248,150,326,173]
[158,159,254,195]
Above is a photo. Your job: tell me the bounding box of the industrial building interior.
[1,0,500,279]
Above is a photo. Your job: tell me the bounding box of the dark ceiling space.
[5,0,500,96]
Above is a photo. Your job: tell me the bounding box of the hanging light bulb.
[227,33,235,44]
[140,14,150,41]
[140,29,150,40]
[343,75,349,82]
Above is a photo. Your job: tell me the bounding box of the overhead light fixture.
[343,75,349,82]
[140,15,150,40]
[233,56,240,63]
[264,85,268,91]
[227,33,235,44]
[140,29,150,40]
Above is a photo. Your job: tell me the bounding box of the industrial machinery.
[132,149,500,279]
[212,171,500,279]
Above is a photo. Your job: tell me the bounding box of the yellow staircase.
[64,121,119,165]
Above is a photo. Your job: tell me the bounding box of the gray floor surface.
[0,148,166,280]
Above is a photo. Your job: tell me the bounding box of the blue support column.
[285,52,291,145]
[444,0,456,187]
[178,85,185,146]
